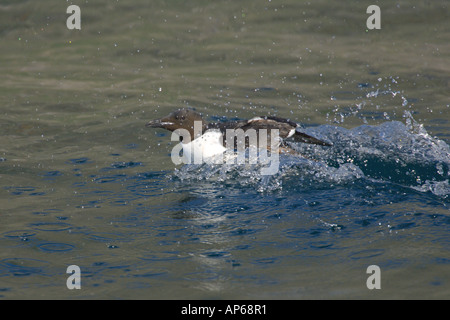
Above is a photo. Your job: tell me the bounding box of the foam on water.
[172,112,449,199]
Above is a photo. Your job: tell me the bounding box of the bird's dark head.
[146,108,205,142]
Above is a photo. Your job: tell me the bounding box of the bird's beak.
[145,116,174,129]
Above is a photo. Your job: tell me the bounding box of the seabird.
[146,108,331,162]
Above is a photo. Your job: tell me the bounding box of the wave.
[171,113,449,199]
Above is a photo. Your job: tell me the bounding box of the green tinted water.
[0,0,448,299]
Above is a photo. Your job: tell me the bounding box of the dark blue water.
[2,112,448,299]
[1,0,449,298]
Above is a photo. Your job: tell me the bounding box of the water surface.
[0,0,449,299]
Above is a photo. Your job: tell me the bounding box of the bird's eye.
[179,136,183,142]
[180,116,185,120]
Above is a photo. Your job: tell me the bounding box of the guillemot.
[146,108,332,163]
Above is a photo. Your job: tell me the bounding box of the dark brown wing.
[239,118,295,139]
[206,116,332,149]
[292,131,332,146]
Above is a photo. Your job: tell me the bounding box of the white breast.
[182,130,226,164]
